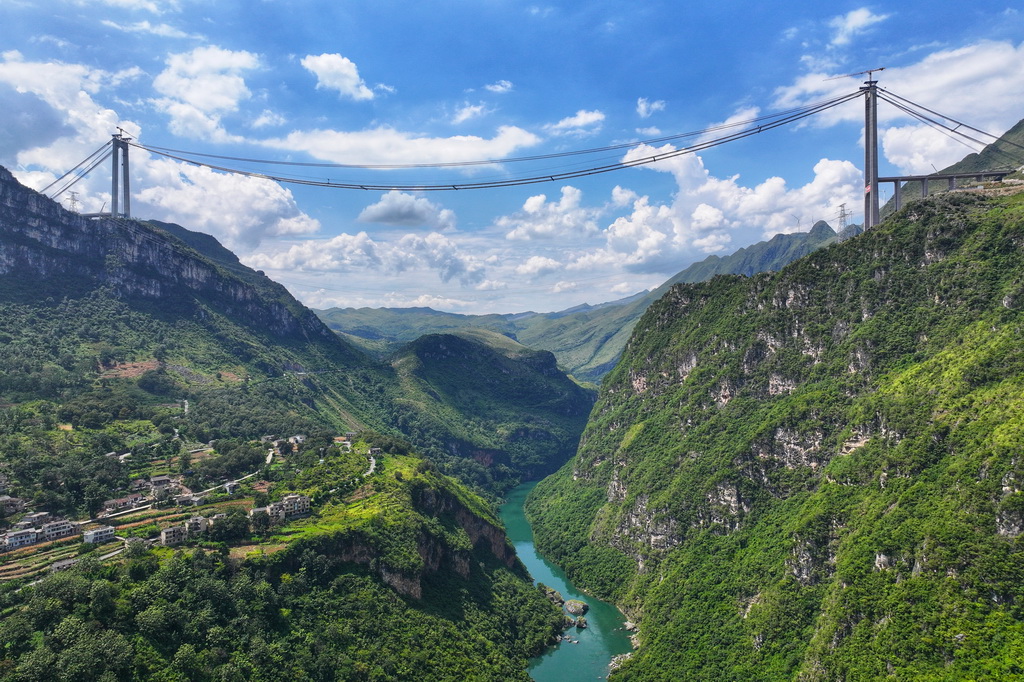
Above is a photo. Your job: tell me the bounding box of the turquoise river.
[499,481,634,681]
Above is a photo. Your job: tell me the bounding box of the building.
[160,525,187,546]
[289,434,306,445]
[150,475,173,488]
[175,493,206,506]
[184,516,208,534]
[49,558,78,573]
[277,493,311,518]
[0,495,25,514]
[3,528,38,550]
[224,481,239,495]
[22,511,52,526]
[102,493,145,513]
[41,520,76,542]
[248,505,283,523]
[83,526,116,544]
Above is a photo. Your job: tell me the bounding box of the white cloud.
[301,53,375,101]
[545,109,605,136]
[552,281,578,293]
[136,159,319,248]
[262,124,540,165]
[636,97,666,119]
[247,230,484,287]
[560,147,861,273]
[358,191,456,231]
[829,8,890,47]
[515,256,561,276]
[775,40,1024,174]
[697,106,760,144]
[499,186,602,240]
[636,126,661,137]
[452,102,488,124]
[251,109,286,129]
[484,79,513,94]
[151,46,259,141]
[86,0,168,12]
[0,52,320,250]
[153,46,258,112]
[101,20,202,39]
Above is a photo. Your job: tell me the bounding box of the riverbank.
[499,482,633,681]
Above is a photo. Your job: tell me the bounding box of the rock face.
[0,166,339,344]
[527,192,1024,679]
[564,599,589,616]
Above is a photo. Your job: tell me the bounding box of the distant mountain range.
[317,220,851,383]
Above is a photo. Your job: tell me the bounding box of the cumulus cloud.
[484,79,513,93]
[499,186,602,240]
[829,8,890,47]
[358,191,456,231]
[136,159,319,248]
[557,147,861,274]
[545,109,605,136]
[262,124,540,165]
[636,97,666,118]
[247,230,484,287]
[151,46,259,141]
[774,40,1024,173]
[515,256,561,276]
[301,53,375,100]
[0,52,321,250]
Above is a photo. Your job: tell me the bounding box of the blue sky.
[1,1,1022,314]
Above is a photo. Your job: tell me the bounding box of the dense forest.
[527,188,1024,679]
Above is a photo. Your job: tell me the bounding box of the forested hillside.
[0,165,567,679]
[526,188,1024,679]
[316,222,842,382]
[0,166,589,498]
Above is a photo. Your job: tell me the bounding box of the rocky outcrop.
[0,166,335,342]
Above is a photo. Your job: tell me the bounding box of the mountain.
[0,165,591,497]
[389,329,595,492]
[0,165,567,678]
[316,222,841,382]
[525,189,1024,679]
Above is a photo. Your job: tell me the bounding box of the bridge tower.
[110,130,131,219]
[861,71,883,230]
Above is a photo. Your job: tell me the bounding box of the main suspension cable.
[130,90,863,192]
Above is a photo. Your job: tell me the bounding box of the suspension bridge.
[40,76,1024,231]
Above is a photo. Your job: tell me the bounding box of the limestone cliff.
[527,191,1024,680]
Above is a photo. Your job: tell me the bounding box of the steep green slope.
[526,190,1024,680]
[0,165,568,678]
[316,224,840,382]
[389,329,595,494]
[0,452,564,681]
[0,167,591,496]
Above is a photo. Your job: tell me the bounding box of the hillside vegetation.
[0,166,590,498]
[0,165,567,679]
[526,190,1024,679]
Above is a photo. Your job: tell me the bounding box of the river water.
[499,481,634,681]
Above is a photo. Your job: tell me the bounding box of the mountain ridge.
[316,222,842,382]
[525,188,1024,679]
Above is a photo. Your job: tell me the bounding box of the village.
[0,431,378,578]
